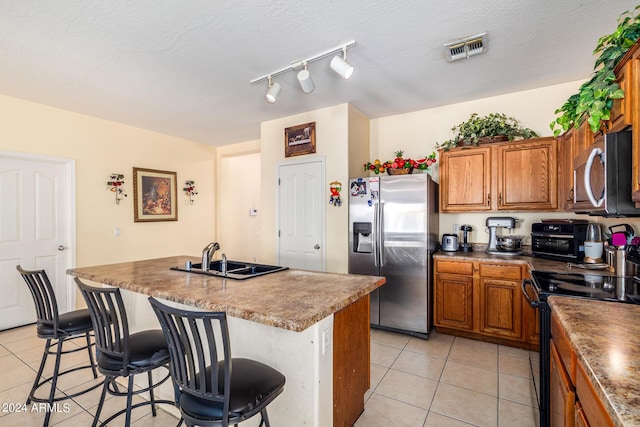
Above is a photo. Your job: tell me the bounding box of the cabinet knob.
[487,194,490,206]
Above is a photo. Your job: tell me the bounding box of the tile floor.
[0,324,538,426]
[355,328,539,427]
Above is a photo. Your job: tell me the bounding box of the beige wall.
[259,104,351,273]
[0,93,217,267]
[216,140,261,262]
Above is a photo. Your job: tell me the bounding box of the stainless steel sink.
[171,260,288,280]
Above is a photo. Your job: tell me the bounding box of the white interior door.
[0,154,73,330]
[277,159,325,271]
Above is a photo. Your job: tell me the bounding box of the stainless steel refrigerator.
[348,174,438,338]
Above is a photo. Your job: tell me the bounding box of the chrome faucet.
[201,242,220,272]
[220,253,227,275]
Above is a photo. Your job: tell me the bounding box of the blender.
[584,223,604,264]
[459,225,473,252]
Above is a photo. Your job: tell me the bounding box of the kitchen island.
[549,296,640,426]
[68,256,385,427]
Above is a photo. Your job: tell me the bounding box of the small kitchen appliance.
[531,220,588,262]
[441,234,458,252]
[583,223,604,263]
[459,225,473,252]
[486,216,521,255]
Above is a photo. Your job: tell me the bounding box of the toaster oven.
[531,221,588,262]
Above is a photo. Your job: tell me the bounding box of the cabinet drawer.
[478,263,522,280]
[551,314,576,383]
[576,362,614,427]
[434,260,473,275]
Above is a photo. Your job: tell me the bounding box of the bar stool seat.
[36,308,94,336]
[97,330,169,371]
[179,358,285,421]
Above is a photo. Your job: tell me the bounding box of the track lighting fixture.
[250,40,356,103]
[297,62,315,94]
[265,76,281,104]
[330,47,354,79]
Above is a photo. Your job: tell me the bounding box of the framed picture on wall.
[284,122,316,157]
[133,167,178,222]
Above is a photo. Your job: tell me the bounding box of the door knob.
[314,244,320,250]
[57,245,66,251]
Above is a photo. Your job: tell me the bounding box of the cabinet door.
[477,278,522,339]
[609,60,633,132]
[496,138,558,210]
[434,274,473,330]
[550,340,576,427]
[557,130,575,211]
[439,147,491,211]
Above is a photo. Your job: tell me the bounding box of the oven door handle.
[522,279,540,308]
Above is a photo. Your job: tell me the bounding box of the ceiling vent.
[444,33,488,62]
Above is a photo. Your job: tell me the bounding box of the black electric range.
[524,270,640,427]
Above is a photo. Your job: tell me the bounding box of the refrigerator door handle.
[373,202,379,267]
[379,202,385,267]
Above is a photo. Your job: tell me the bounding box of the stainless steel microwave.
[573,130,640,217]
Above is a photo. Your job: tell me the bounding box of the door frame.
[0,150,77,310]
[275,156,326,271]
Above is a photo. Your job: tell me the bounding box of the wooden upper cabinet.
[609,59,633,132]
[496,137,557,210]
[439,137,558,212]
[557,129,575,211]
[439,147,491,211]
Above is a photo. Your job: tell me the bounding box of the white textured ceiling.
[0,1,637,146]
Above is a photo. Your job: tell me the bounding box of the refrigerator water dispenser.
[353,222,373,253]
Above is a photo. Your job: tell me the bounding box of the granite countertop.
[548,296,640,426]
[67,256,385,332]
[433,250,616,276]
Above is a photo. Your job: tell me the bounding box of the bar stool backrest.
[148,297,232,425]
[75,279,131,373]
[17,266,60,338]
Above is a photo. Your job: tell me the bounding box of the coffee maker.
[486,216,521,255]
[459,225,473,252]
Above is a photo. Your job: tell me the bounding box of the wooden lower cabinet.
[435,273,473,330]
[434,259,537,348]
[550,339,575,427]
[550,311,615,427]
[333,296,370,427]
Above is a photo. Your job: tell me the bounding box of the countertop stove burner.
[531,271,640,304]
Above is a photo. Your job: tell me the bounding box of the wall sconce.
[250,40,356,103]
[183,180,198,204]
[107,173,127,205]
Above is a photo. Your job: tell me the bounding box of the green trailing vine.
[551,5,640,136]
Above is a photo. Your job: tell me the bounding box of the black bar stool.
[148,297,286,427]
[16,265,101,427]
[75,278,176,427]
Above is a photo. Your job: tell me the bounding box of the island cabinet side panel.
[333,296,370,427]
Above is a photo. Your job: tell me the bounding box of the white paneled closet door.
[0,155,72,330]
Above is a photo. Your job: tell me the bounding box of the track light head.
[297,63,315,94]
[265,76,281,103]
[330,47,354,79]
